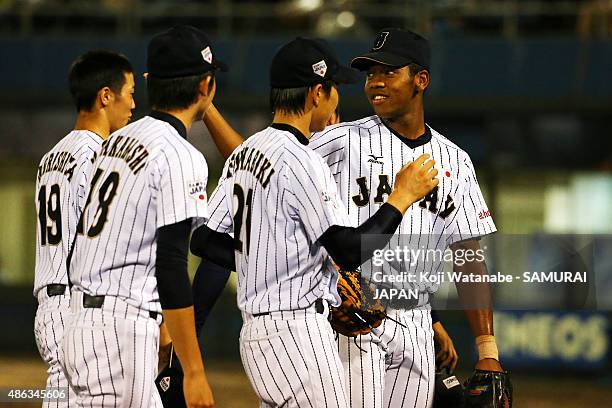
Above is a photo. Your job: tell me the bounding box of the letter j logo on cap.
[372,31,389,50]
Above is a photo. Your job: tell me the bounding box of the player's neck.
[158,108,198,133]
[382,109,425,140]
[272,111,311,140]
[74,111,111,139]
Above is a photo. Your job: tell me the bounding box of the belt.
[46,284,67,297]
[82,294,159,320]
[253,299,325,317]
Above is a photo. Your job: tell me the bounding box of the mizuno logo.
[367,154,384,165]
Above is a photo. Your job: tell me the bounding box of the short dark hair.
[270,80,335,115]
[407,63,429,95]
[147,72,214,111]
[408,63,426,77]
[68,50,133,112]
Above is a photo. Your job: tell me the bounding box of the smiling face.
[364,64,429,121]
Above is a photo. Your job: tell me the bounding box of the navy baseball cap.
[351,28,430,71]
[270,37,359,88]
[147,25,228,78]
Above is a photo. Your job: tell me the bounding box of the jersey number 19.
[37,184,62,246]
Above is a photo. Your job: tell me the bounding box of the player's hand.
[475,357,504,372]
[387,153,438,213]
[433,321,459,372]
[183,370,215,408]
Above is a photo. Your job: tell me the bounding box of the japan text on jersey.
[309,116,496,294]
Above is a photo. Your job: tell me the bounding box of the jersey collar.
[271,123,309,146]
[76,129,104,142]
[149,110,188,139]
[381,119,432,149]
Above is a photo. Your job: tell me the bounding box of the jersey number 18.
[77,168,120,238]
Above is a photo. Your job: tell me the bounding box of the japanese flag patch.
[187,181,207,202]
[201,46,213,64]
[322,190,339,209]
[312,60,327,77]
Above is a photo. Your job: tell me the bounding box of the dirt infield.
[0,356,257,407]
[1,356,610,407]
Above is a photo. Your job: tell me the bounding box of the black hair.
[407,63,429,96]
[68,50,133,112]
[270,80,335,115]
[147,72,214,111]
[408,63,426,77]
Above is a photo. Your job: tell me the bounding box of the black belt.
[253,299,325,317]
[82,294,159,320]
[46,284,67,297]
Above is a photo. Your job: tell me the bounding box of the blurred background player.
[63,25,224,408]
[33,50,135,407]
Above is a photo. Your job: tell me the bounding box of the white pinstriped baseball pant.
[240,302,350,408]
[61,291,163,408]
[34,286,77,407]
[338,308,435,408]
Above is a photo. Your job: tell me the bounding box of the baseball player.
[190,106,342,331]
[306,28,506,408]
[189,37,439,408]
[34,50,135,407]
[62,25,225,408]
[200,29,507,407]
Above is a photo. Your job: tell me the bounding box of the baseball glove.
[433,367,464,408]
[464,369,513,408]
[329,269,386,337]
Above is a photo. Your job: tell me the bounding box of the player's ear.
[414,70,430,92]
[310,83,323,107]
[199,74,215,98]
[99,86,113,108]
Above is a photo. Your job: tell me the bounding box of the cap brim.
[331,65,360,84]
[350,51,411,71]
[212,59,229,72]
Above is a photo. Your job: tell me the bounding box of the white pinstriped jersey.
[70,114,209,313]
[34,130,103,296]
[206,125,351,315]
[309,115,496,293]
